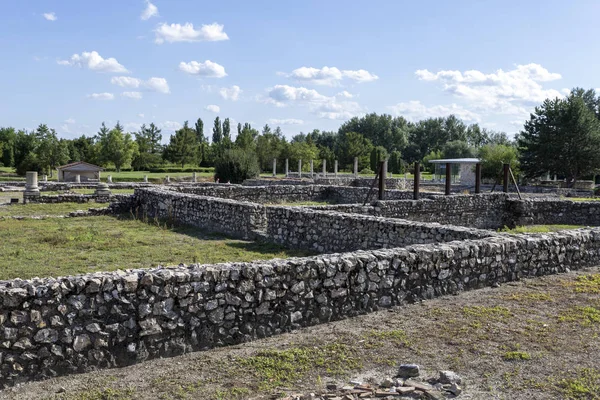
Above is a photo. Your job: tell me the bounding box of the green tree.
[223,118,231,142]
[388,150,404,174]
[0,127,16,168]
[338,113,409,153]
[518,91,600,185]
[442,140,474,159]
[235,123,258,151]
[256,127,286,171]
[422,150,443,173]
[132,123,163,170]
[338,131,373,170]
[478,144,519,182]
[98,123,138,172]
[163,121,198,168]
[214,148,260,183]
[370,146,388,172]
[35,125,69,176]
[212,117,223,144]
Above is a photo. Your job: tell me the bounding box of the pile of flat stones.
[277,365,463,400]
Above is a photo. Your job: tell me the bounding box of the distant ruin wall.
[1,228,599,387]
[506,199,600,227]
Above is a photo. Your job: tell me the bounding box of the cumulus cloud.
[43,12,57,21]
[87,93,114,100]
[179,60,227,78]
[161,121,182,131]
[388,100,481,122]
[111,76,170,93]
[267,118,304,125]
[58,51,128,73]
[205,104,220,113]
[154,22,229,44]
[219,85,242,101]
[337,90,354,99]
[122,91,143,99]
[64,118,76,124]
[138,113,145,118]
[265,85,363,120]
[140,1,158,20]
[415,63,562,117]
[286,66,378,86]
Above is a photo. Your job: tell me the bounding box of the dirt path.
[3,267,600,400]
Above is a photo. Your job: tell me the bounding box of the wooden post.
[378,160,386,200]
[413,162,420,200]
[503,163,510,193]
[445,162,451,195]
[475,163,481,194]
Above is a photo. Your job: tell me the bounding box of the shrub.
[359,168,374,175]
[147,167,214,173]
[214,149,260,184]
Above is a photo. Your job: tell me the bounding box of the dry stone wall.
[506,198,600,227]
[1,228,600,387]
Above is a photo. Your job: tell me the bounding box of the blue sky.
[1,0,599,141]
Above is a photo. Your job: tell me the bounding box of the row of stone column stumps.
[276,157,355,178]
[23,171,113,202]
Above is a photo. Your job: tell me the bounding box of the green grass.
[0,202,109,217]
[502,351,532,361]
[563,197,600,202]
[555,368,600,400]
[43,188,135,195]
[0,216,312,280]
[265,200,334,206]
[500,225,584,234]
[569,274,600,294]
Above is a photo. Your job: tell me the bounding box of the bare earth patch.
[3,267,600,400]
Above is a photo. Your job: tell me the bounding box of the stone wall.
[265,207,496,252]
[24,193,132,205]
[307,194,508,230]
[1,228,600,387]
[506,198,600,227]
[132,188,266,239]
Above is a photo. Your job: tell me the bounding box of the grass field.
[0,216,312,280]
[500,225,585,234]
[0,202,109,217]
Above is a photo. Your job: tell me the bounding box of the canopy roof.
[57,161,103,171]
[428,158,481,165]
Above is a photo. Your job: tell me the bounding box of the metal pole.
[475,163,481,194]
[445,162,451,195]
[413,162,420,200]
[378,160,386,200]
[503,163,509,193]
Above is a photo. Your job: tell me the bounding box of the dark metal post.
[475,163,481,194]
[378,160,386,200]
[445,162,451,195]
[503,163,510,193]
[413,162,420,200]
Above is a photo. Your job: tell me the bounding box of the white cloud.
[154,22,229,44]
[58,51,128,73]
[179,60,227,78]
[265,85,363,120]
[64,118,76,124]
[267,118,304,125]
[286,66,378,85]
[219,85,242,101]
[111,76,170,93]
[337,90,354,99]
[388,100,481,122]
[43,12,57,21]
[124,122,141,132]
[205,104,220,113]
[161,121,182,131]
[415,63,562,116]
[138,113,145,118]
[87,93,114,100]
[140,1,158,20]
[122,91,143,99]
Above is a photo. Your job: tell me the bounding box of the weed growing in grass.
[555,368,600,400]
[214,387,251,400]
[504,292,553,302]
[569,274,600,294]
[502,351,531,361]
[500,225,584,234]
[462,305,512,320]
[237,342,361,391]
[362,329,412,348]
[68,387,136,400]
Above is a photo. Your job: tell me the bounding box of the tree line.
[1,87,599,186]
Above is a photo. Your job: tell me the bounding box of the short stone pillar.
[298,159,302,178]
[24,171,40,199]
[334,160,338,178]
[285,159,289,177]
[192,172,197,183]
[165,175,170,183]
[322,159,327,177]
[95,182,111,197]
[43,175,48,182]
[353,157,358,177]
[272,158,277,177]
[143,175,148,183]
[107,175,113,183]
[310,160,314,178]
[75,174,81,183]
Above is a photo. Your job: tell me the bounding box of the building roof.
[57,161,104,171]
[428,158,481,165]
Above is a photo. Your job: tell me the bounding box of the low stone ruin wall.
[506,198,600,227]
[173,184,417,204]
[132,188,266,239]
[1,228,599,387]
[24,193,132,205]
[307,194,509,230]
[265,207,496,252]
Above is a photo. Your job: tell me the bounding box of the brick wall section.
[132,188,267,239]
[1,228,599,387]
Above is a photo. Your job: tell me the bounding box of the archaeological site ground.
[1,174,600,400]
